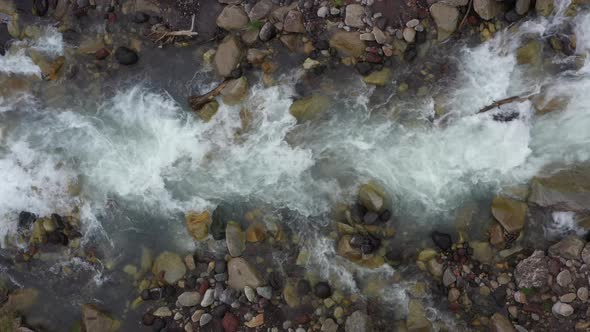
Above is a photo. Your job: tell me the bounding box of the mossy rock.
[289,95,331,122]
[196,100,219,122]
[516,40,542,65]
[362,68,392,86]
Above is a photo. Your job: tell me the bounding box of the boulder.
[491,196,527,233]
[216,5,249,31]
[5,288,38,312]
[289,95,331,122]
[406,300,432,332]
[535,0,554,16]
[329,31,366,58]
[515,0,531,15]
[152,251,187,284]
[259,22,276,41]
[221,76,249,105]
[429,3,459,40]
[372,27,389,44]
[227,257,263,290]
[225,221,245,257]
[489,313,516,332]
[345,310,373,332]
[528,165,590,211]
[195,101,219,122]
[337,235,363,261]
[82,304,121,332]
[516,40,542,65]
[358,183,386,212]
[241,28,259,45]
[283,10,305,33]
[548,235,585,260]
[514,250,548,288]
[474,0,499,20]
[362,68,392,86]
[344,4,364,28]
[249,0,273,21]
[114,47,138,65]
[471,241,494,264]
[214,35,242,77]
[185,211,211,240]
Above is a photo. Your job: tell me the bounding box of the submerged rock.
[220,76,249,105]
[430,3,459,40]
[227,257,263,290]
[431,231,452,251]
[516,40,542,65]
[406,300,432,332]
[474,0,499,20]
[225,221,245,257]
[185,210,211,240]
[114,47,138,65]
[528,165,590,211]
[358,183,386,212]
[536,0,554,16]
[152,251,186,284]
[82,304,121,332]
[329,31,366,58]
[345,310,373,332]
[362,68,392,86]
[489,313,516,332]
[216,5,249,31]
[289,95,331,122]
[314,282,332,299]
[491,196,527,233]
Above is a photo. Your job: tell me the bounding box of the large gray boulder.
[216,5,249,31]
[514,250,549,288]
[430,3,459,40]
[529,165,590,212]
[474,0,499,20]
[548,235,585,260]
[214,35,242,77]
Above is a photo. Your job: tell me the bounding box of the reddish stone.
[449,302,461,311]
[107,12,117,23]
[366,47,380,54]
[222,313,239,332]
[467,16,479,26]
[199,280,209,297]
[95,48,110,60]
[295,314,311,324]
[523,304,543,315]
[365,53,382,63]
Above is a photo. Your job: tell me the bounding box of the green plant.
[248,20,264,30]
[332,0,345,7]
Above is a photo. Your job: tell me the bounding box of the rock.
[186,211,211,240]
[549,235,584,260]
[362,68,392,86]
[246,49,270,65]
[314,282,332,299]
[406,300,432,332]
[403,28,416,43]
[259,22,276,41]
[535,0,554,16]
[82,304,121,332]
[227,257,263,290]
[221,77,249,105]
[338,235,362,261]
[471,241,494,264]
[214,35,242,77]
[283,281,300,307]
[431,231,452,251]
[516,40,542,65]
[429,3,459,40]
[344,4,364,28]
[289,95,331,122]
[560,293,577,303]
[448,288,460,302]
[578,287,588,302]
[329,31,366,58]
[557,270,572,287]
[474,0,499,20]
[491,196,528,233]
[244,286,257,301]
[133,12,150,23]
[322,318,338,332]
[426,258,443,278]
[372,27,389,44]
[345,310,373,332]
[283,10,305,33]
[552,302,574,317]
[222,312,239,332]
[443,268,456,287]
[489,313,516,332]
[241,29,259,45]
[200,289,215,307]
[196,101,219,122]
[515,250,548,288]
[303,58,321,70]
[199,313,213,326]
[249,0,273,20]
[153,306,173,317]
[317,6,329,18]
[6,288,38,312]
[216,5,249,31]
[515,0,530,15]
[256,286,272,299]
[245,313,265,328]
[152,251,187,284]
[358,183,386,212]
[178,292,201,307]
[528,165,590,211]
[114,47,138,65]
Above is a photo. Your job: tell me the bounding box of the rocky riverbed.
[1,0,590,331]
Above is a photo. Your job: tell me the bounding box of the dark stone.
[505,10,520,23]
[365,53,382,63]
[492,285,507,305]
[355,62,372,75]
[18,211,36,232]
[152,317,166,331]
[431,231,452,251]
[58,232,69,246]
[314,282,332,299]
[33,0,49,16]
[311,65,326,76]
[492,111,519,122]
[149,16,163,25]
[186,275,198,289]
[212,304,230,318]
[363,212,379,224]
[404,47,417,62]
[133,12,150,23]
[375,17,387,30]
[77,0,89,8]
[222,312,240,332]
[415,31,426,45]
[269,271,284,290]
[95,48,110,60]
[0,24,10,56]
[51,213,65,230]
[313,40,329,50]
[149,288,163,300]
[141,289,151,300]
[164,285,176,298]
[379,209,391,222]
[114,47,139,65]
[297,279,311,295]
[142,313,156,326]
[215,259,227,274]
[229,68,242,79]
[259,22,277,42]
[47,232,61,245]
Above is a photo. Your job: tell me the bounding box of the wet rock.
[429,3,459,40]
[153,306,172,317]
[431,231,452,251]
[556,270,572,287]
[200,313,213,326]
[18,211,36,232]
[474,0,499,20]
[344,4,364,28]
[114,47,138,65]
[152,251,187,284]
[515,250,548,288]
[528,165,590,211]
[516,40,542,65]
[471,241,494,264]
[560,293,576,303]
[491,196,527,233]
[535,0,554,16]
[227,257,263,290]
[448,288,460,302]
[249,0,273,20]
[221,76,249,106]
[289,95,330,122]
[345,310,373,332]
[283,281,300,307]
[578,287,588,302]
[33,0,49,16]
[515,0,530,15]
[178,291,201,307]
[259,22,276,41]
[329,31,366,58]
[186,211,211,240]
[256,286,272,299]
[362,68,391,86]
[246,48,270,65]
[322,318,338,332]
[284,10,305,33]
[403,28,416,43]
[133,12,149,23]
[549,235,585,260]
[443,268,456,287]
[214,35,242,78]
[200,289,215,307]
[505,10,520,22]
[406,300,432,332]
[6,288,38,312]
[358,183,386,212]
[490,313,516,332]
[222,312,239,332]
[552,302,574,317]
[217,5,249,31]
[314,281,332,299]
[82,304,121,332]
[212,303,230,318]
[196,101,220,122]
[426,258,443,278]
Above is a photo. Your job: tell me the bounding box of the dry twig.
[150,14,199,45]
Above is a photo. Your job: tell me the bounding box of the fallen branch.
[457,0,474,32]
[187,79,230,112]
[150,14,199,45]
[478,94,534,113]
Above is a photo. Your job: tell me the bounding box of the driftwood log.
[477,94,534,113]
[188,79,230,111]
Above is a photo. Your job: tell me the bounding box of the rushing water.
[1,0,590,329]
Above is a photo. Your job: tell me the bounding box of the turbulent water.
[1,0,590,328]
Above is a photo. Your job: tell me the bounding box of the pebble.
[560,293,577,303]
[513,291,527,304]
[579,287,589,302]
[199,313,213,326]
[201,289,215,307]
[556,270,572,287]
[508,305,518,318]
[331,8,341,15]
[191,310,204,323]
[448,288,460,302]
[443,268,456,287]
[178,291,202,307]
[406,19,420,28]
[317,6,329,17]
[153,306,172,317]
[256,286,272,300]
[245,286,257,302]
[552,302,574,317]
[174,312,183,320]
[314,282,332,299]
